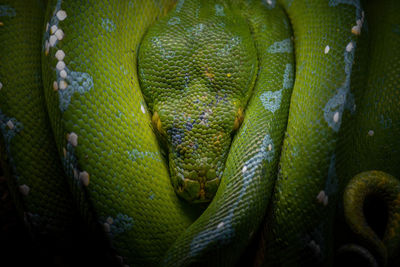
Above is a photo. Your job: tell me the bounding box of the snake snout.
[170,158,222,203]
[175,176,220,203]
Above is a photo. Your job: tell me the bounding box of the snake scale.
[0,0,399,266]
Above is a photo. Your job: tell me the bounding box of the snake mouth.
[176,177,220,203]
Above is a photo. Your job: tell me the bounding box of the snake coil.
[0,0,399,266]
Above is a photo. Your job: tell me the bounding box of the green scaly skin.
[161,1,294,265]
[343,171,400,267]
[0,0,400,266]
[0,0,82,255]
[335,0,400,266]
[41,0,198,265]
[138,0,258,203]
[259,1,367,266]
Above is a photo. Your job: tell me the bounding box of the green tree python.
[0,0,399,266]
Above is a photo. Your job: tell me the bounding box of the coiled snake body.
[0,0,399,266]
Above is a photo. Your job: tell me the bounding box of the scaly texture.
[0,0,80,246]
[343,171,400,266]
[41,0,199,265]
[0,0,399,266]
[138,0,258,203]
[162,0,294,265]
[260,1,366,266]
[335,0,400,265]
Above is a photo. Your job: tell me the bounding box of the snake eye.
[233,108,244,131]
[152,111,165,135]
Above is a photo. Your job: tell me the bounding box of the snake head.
[150,87,246,203]
[138,1,257,203]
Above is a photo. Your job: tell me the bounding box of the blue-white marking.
[267,38,293,54]
[283,63,294,89]
[263,0,276,9]
[0,5,16,17]
[260,90,282,114]
[168,16,180,25]
[127,148,162,162]
[187,23,205,37]
[58,71,94,112]
[215,4,225,16]
[103,213,134,236]
[189,134,274,256]
[323,42,356,132]
[328,0,360,10]
[216,36,240,57]
[175,0,185,13]
[151,37,175,59]
[101,18,116,32]
[0,111,23,180]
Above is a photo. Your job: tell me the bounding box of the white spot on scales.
[55,29,64,40]
[56,10,67,21]
[346,42,354,52]
[333,111,339,123]
[67,132,78,147]
[19,184,30,196]
[53,81,58,91]
[60,70,67,79]
[324,45,330,54]
[242,165,247,173]
[6,120,14,130]
[50,25,57,34]
[316,190,328,206]
[56,61,65,71]
[79,171,90,186]
[49,35,57,47]
[59,80,67,90]
[268,144,272,151]
[45,40,50,55]
[368,130,374,136]
[352,11,365,35]
[55,50,65,61]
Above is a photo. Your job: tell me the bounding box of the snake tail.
[343,171,400,266]
[335,0,400,266]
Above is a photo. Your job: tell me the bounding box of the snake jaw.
[176,178,220,203]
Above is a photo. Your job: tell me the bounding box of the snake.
[0,0,399,266]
